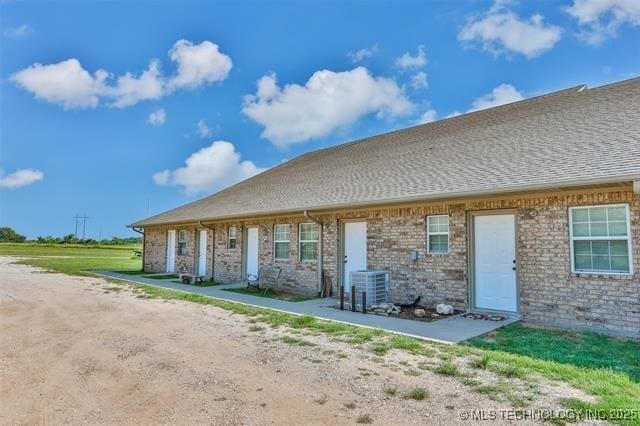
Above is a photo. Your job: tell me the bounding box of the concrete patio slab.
[93,270,519,344]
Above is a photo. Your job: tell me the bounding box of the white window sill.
[571,270,633,277]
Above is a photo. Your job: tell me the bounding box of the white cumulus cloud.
[416,109,438,124]
[410,71,428,90]
[111,60,165,108]
[434,84,525,120]
[459,1,562,58]
[242,67,413,148]
[394,45,427,69]
[468,83,524,112]
[0,169,44,189]
[347,44,379,63]
[153,141,265,194]
[168,40,232,89]
[11,39,232,110]
[566,0,640,44]
[10,59,108,109]
[147,108,166,126]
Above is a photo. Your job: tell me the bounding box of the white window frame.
[298,222,319,262]
[273,224,291,260]
[228,226,237,249]
[177,230,187,256]
[427,215,449,254]
[568,204,633,275]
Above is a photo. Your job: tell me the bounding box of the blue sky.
[1,1,639,239]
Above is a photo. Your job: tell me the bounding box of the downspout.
[199,221,216,280]
[132,227,145,272]
[304,210,323,295]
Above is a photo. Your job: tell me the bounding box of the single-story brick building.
[130,78,640,337]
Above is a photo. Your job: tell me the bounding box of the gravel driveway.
[0,257,586,424]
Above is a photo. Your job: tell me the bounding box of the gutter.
[199,221,216,279]
[132,227,145,272]
[304,210,323,295]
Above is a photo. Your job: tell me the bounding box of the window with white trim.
[299,223,319,261]
[177,230,187,255]
[228,226,237,249]
[427,215,449,253]
[274,224,290,260]
[569,204,632,274]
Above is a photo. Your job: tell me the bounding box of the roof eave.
[128,174,639,228]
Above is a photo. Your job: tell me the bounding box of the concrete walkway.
[93,271,519,344]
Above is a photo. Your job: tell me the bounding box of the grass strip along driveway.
[2,244,639,425]
[121,282,640,424]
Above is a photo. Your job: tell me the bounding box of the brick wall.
[143,187,639,337]
[212,223,243,283]
[143,227,167,272]
[143,226,197,274]
[174,227,196,274]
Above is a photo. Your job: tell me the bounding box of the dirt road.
[1,258,579,424]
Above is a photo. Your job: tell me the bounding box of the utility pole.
[81,215,89,240]
[73,214,81,237]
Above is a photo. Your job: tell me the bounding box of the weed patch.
[434,362,462,377]
[356,414,373,424]
[281,336,316,346]
[470,354,491,370]
[383,386,397,396]
[405,388,429,400]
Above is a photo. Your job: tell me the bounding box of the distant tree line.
[0,227,141,245]
[0,227,26,243]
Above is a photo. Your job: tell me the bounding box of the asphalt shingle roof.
[131,78,640,227]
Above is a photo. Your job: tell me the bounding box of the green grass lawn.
[468,323,640,382]
[222,286,316,302]
[0,242,141,276]
[115,270,147,276]
[142,274,177,280]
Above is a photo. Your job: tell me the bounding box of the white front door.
[246,227,259,278]
[474,214,517,312]
[343,222,367,292]
[166,230,176,273]
[198,230,207,276]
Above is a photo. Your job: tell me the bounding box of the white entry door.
[198,230,207,276]
[343,222,367,292]
[166,230,176,273]
[474,214,517,312]
[245,227,259,278]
